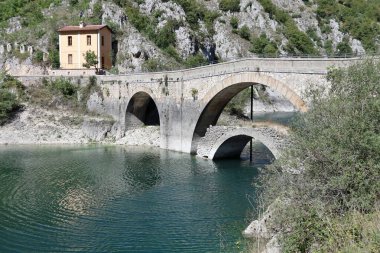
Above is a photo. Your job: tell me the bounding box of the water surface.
[0,145,268,252]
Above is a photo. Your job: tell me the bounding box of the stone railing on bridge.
[96,56,368,84]
[15,56,371,82]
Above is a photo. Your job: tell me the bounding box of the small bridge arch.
[197,127,286,160]
[125,90,161,130]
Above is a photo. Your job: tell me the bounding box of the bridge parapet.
[197,125,289,160]
[97,57,364,84]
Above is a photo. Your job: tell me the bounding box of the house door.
[101,57,105,69]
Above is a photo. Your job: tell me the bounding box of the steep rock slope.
[0,0,379,74]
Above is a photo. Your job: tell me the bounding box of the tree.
[49,49,60,69]
[83,50,99,73]
[257,60,380,252]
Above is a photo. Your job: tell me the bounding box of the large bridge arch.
[125,90,161,130]
[201,72,307,112]
[190,72,306,153]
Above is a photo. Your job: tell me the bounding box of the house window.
[87,35,91,46]
[101,57,105,69]
[101,36,104,46]
[68,36,72,46]
[68,54,73,64]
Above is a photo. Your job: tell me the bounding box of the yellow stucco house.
[58,22,113,70]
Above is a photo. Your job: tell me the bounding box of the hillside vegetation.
[0,73,23,125]
[0,0,379,73]
[257,59,380,252]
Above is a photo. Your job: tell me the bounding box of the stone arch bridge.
[18,57,363,159]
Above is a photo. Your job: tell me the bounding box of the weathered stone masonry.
[16,57,366,156]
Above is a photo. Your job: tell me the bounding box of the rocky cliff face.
[0,0,377,75]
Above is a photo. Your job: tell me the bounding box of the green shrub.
[80,76,102,104]
[155,21,178,49]
[1,74,25,93]
[306,28,320,43]
[0,89,21,125]
[250,34,278,56]
[224,87,251,116]
[257,60,380,252]
[88,1,103,24]
[284,21,318,55]
[230,16,239,29]
[336,37,353,56]
[257,0,317,55]
[125,2,156,39]
[184,53,208,68]
[238,25,251,40]
[0,73,24,125]
[33,51,44,63]
[204,10,220,34]
[89,76,97,87]
[125,3,182,53]
[142,58,165,72]
[164,45,182,62]
[324,39,333,56]
[219,0,240,12]
[50,78,77,97]
[49,49,60,69]
[170,0,219,34]
[105,19,122,36]
[69,0,79,6]
[0,0,59,27]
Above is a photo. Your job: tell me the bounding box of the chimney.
[79,21,85,28]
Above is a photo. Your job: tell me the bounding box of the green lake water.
[0,145,271,252]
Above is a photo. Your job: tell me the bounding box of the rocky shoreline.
[0,106,163,148]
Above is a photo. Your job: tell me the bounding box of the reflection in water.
[253,111,297,126]
[0,145,268,252]
[59,188,95,215]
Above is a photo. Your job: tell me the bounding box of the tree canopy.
[258,59,380,252]
[83,50,99,72]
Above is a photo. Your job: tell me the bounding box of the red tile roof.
[57,24,111,32]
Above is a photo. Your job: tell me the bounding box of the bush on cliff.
[0,74,24,125]
[0,90,21,125]
[257,59,380,252]
[50,78,77,97]
[219,0,240,12]
[27,78,79,110]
